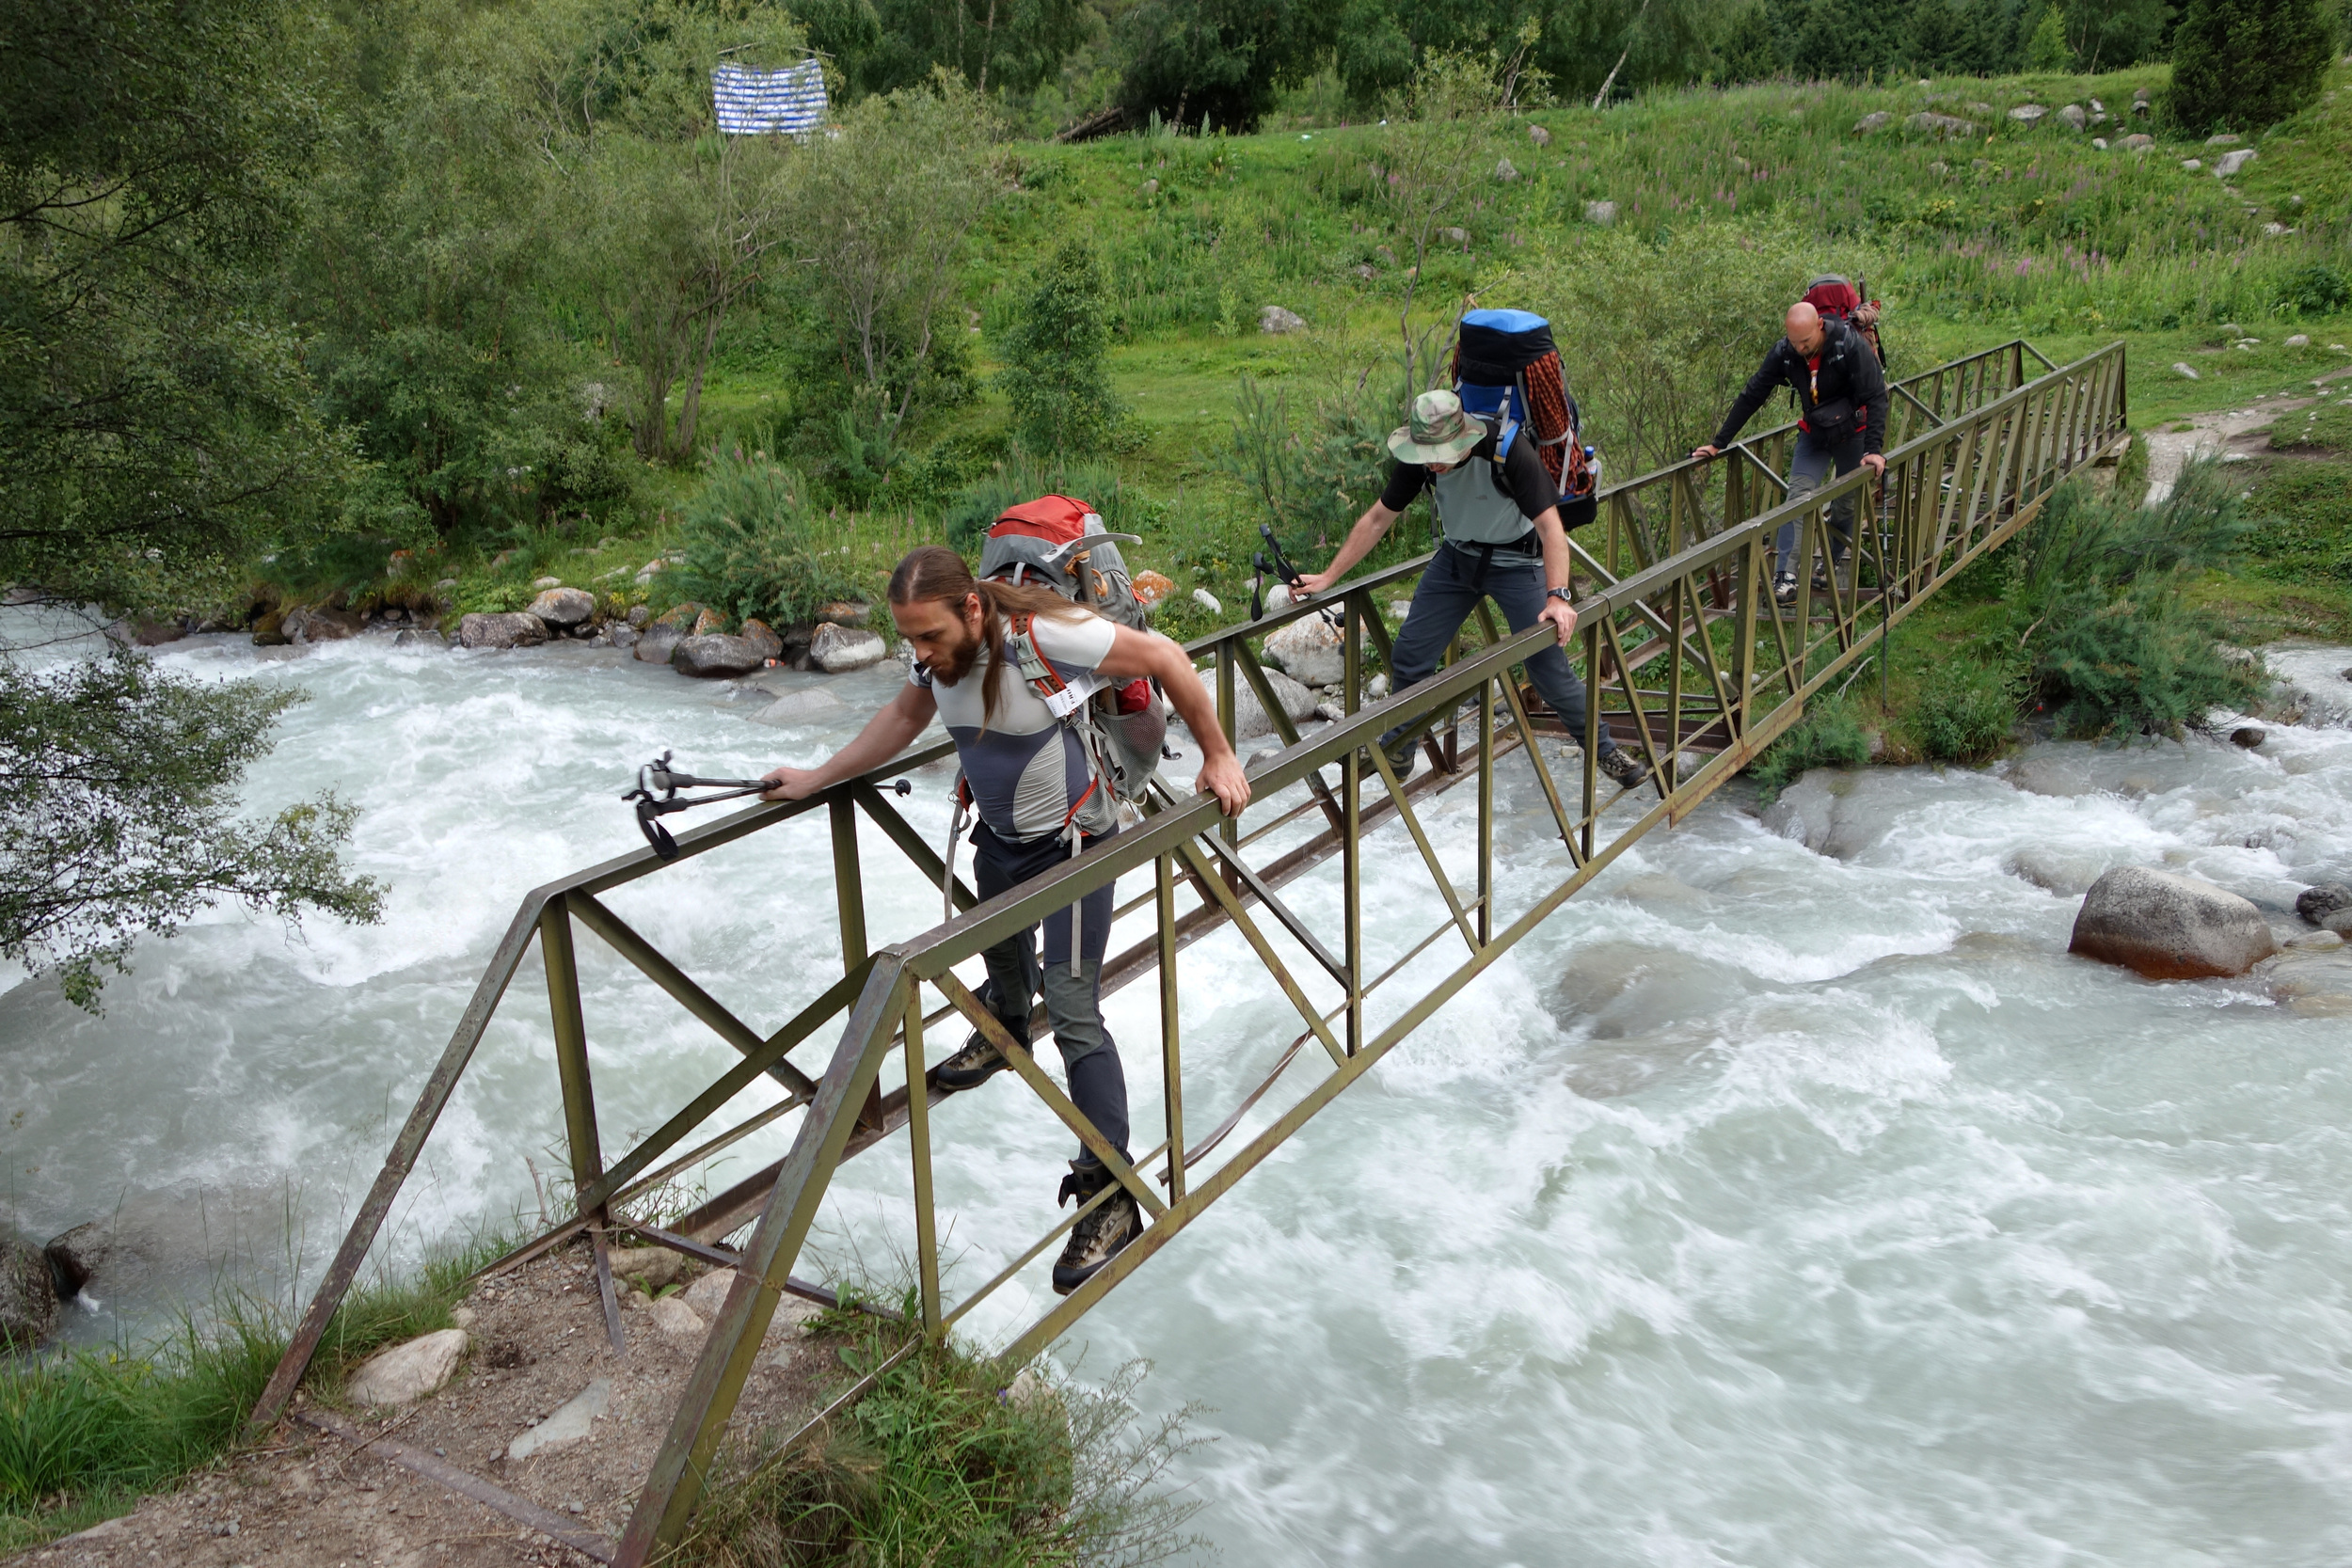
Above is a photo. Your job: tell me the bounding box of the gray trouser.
[971,819,1128,1164]
[1773,428,1867,569]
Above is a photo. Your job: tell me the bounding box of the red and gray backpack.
[939,497,1171,947]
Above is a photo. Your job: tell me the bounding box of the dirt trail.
[15,1245,834,1568]
[2142,362,2352,503]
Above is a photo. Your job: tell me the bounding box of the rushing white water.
[7,623,2352,1566]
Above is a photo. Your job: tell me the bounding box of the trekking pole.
[623,751,911,860]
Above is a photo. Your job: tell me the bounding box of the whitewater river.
[7,622,2352,1566]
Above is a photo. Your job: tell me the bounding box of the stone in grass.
[2172,362,2201,380]
[1852,111,1891,133]
[1260,305,1308,334]
[2214,149,2256,179]
[1583,199,1617,227]
[2068,865,2276,979]
[809,622,888,673]
[1528,123,1551,147]
[607,1247,682,1291]
[532,576,563,590]
[346,1328,469,1408]
[649,1296,705,1341]
[506,1378,611,1461]
[2008,103,2047,125]
[459,611,549,650]
[1908,112,1976,135]
[2058,103,2087,130]
[526,586,596,627]
[2119,133,2153,151]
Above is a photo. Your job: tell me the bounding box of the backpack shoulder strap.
[1004,611,1105,721]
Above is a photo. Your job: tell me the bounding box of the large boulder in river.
[459,611,548,649]
[672,632,770,677]
[1263,613,1344,689]
[525,586,596,628]
[0,1237,56,1349]
[282,605,364,642]
[1182,666,1316,741]
[2069,866,2276,978]
[633,624,684,663]
[809,622,887,673]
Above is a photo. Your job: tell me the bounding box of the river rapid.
[7,623,2352,1566]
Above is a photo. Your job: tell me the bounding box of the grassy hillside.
[415,61,2352,647]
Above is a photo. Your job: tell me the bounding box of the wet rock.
[1582,200,1617,227]
[2328,909,2352,937]
[649,1297,705,1341]
[1263,613,1344,688]
[610,625,639,650]
[2297,884,2352,927]
[632,624,684,663]
[607,1247,682,1291]
[755,688,847,726]
[2230,725,2265,748]
[346,1328,469,1407]
[1852,111,1891,133]
[1908,112,1976,135]
[738,618,785,661]
[506,1377,611,1461]
[2068,865,2276,979]
[282,605,364,642]
[2214,148,2256,178]
[458,611,549,650]
[626,604,651,628]
[526,586,596,627]
[1184,667,1315,741]
[2005,847,2113,897]
[672,633,770,677]
[1259,305,1308,334]
[0,1238,56,1348]
[810,622,888,673]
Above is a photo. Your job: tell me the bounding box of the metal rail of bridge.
[252,339,2126,1563]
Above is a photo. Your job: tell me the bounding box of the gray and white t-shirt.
[914,611,1120,843]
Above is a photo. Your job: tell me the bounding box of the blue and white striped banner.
[711,59,827,136]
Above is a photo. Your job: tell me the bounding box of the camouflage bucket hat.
[1387,388,1485,466]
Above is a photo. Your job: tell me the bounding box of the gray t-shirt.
[913,610,1120,842]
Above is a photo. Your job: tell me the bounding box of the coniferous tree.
[2025,1,2075,64]
[998,241,1125,456]
[2169,0,2332,132]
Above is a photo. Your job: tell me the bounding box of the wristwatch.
[1546,587,1574,604]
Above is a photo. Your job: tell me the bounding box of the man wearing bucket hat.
[1297,388,1647,789]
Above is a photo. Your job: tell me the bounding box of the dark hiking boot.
[1599,746,1649,791]
[1052,1161,1141,1296]
[938,988,1025,1091]
[1360,728,1421,780]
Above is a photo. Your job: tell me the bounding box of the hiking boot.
[1599,746,1649,790]
[1052,1161,1141,1295]
[1357,731,1421,780]
[1772,572,1800,606]
[938,1004,1026,1090]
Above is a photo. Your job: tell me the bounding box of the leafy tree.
[1377,52,1512,386]
[0,652,383,1010]
[784,77,1008,462]
[2064,0,2173,69]
[0,0,360,610]
[2024,1,2075,65]
[998,241,1125,456]
[1117,0,1335,129]
[2167,0,2333,133]
[860,0,1095,96]
[668,454,866,626]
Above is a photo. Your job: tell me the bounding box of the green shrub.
[1911,657,2020,763]
[670,455,867,628]
[2277,263,2352,319]
[1748,695,1870,800]
[2166,0,2334,134]
[683,1309,1206,1567]
[2009,464,2262,736]
[996,239,1127,458]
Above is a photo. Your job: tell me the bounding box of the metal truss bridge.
[253,340,2128,1562]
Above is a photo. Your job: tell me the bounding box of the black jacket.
[1711,319,1891,455]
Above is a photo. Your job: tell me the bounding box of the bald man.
[1691,301,1889,606]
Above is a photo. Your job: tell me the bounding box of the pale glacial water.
[7,620,2352,1567]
